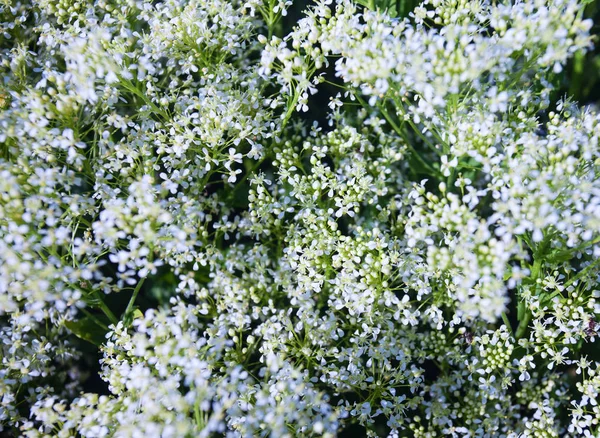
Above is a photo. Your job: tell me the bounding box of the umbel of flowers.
[1,0,600,436]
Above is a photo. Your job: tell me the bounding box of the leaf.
[65,317,109,346]
[354,0,372,8]
[358,0,420,18]
[122,307,145,327]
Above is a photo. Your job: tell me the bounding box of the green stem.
[564,257,600,289]
[190,382,205,430]
[391,93,443,154]
[93,290,118,325]
[80,308,110,331]
[569,50,585,100]
[267,0,275,39]
[515,258,542,339]
[123,277,146,321]
[515,311,531,340]
[227,86,298,199]
[547,235,600,263]
[355,94,439,176]
[119,77,169,120]
[542,256,600,305]
[282,90,300,129]
[232,156,266,194]
[501,311,513,335]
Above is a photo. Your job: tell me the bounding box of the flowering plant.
[2,0,600,436]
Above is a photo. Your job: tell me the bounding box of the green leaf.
[65,317,109,346]
[355,0,419,18]
[122,307,145,327]
[354,0,372,8]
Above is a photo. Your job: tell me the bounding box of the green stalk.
[123,276,146,321]
[93,290,118,325]
[80,308,110,331]
[547,235,600,263]
[515,310,531,340]
[501,311,513,335]
[355,94,440,176]
[515,258,542,339]
[563,257,600,289]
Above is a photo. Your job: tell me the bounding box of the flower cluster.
[2,0,600,436]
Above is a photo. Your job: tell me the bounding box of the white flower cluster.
[2,0,600,436]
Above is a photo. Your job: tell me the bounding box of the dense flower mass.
[1,0,600,436]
